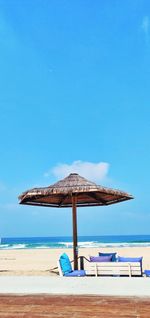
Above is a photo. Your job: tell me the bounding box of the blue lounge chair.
[58,253,86,277]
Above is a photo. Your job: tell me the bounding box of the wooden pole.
[72,194,78,270]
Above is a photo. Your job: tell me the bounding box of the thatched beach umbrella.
[18,173,133,269]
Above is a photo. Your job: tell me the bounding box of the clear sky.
[0,0,150,237]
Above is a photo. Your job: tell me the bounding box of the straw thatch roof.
[19,173,133,207]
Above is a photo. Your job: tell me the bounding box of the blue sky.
[0,0,150,237]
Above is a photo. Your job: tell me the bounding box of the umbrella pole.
[72,194,78,270]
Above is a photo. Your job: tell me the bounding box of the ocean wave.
[0,244,10,249]
[57,241,150,248]
[1,239,150,250]
[58,241,98,248]
[0,244,27,249]
[34,245,53,249]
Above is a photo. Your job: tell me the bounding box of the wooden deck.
[0,295,150,317]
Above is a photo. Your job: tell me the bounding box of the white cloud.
[45,160,110,183]
[141,16,149,42]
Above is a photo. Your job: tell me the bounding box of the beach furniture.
[117,256,143,275]
[84,261,142,277]
[83,255,143,277]
[58,253,86,277]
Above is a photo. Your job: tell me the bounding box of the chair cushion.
[59,253,72,274]
[144,270,150,277]
[65,270,86,277]
[99,252,117,262]
[90,255,112,262]
[118,256,143,276]
[118,256,143,263]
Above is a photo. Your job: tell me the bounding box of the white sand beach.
[0,246,149,276]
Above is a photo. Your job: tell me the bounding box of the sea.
[0,235,150,250]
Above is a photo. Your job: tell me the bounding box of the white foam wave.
[58,241,150,248]
[34,245,50,249]
[0,244,27,249]
[58,241,98,248]
[0,244,10,249]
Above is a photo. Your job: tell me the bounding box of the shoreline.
[0,246,150,276]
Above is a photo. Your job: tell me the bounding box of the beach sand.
[0,246,149,276]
